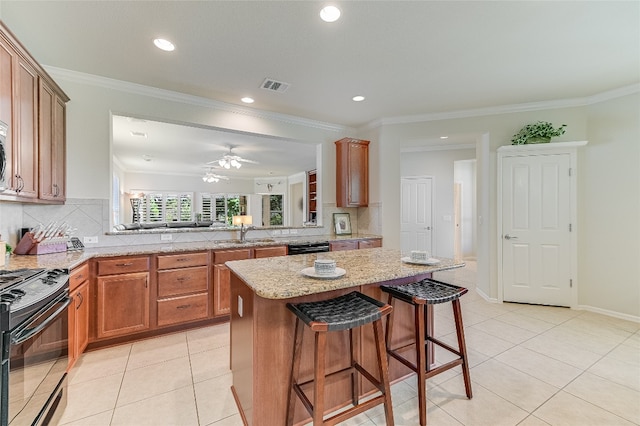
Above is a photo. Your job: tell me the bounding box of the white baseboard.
[575,305,640,323]
[475,287,498,303]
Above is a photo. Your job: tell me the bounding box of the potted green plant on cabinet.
[511,121,567,145]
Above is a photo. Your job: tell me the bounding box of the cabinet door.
[13,57,38,198]
[336,138,369,207]
[75,280,90,357]
[330,240,358,251]
[358,239,382,249]
[52,95,66,200]
[38,80,66,201]
[213,264,232,316]
[96,272,149,339]
[38,81,54,199]
[254,246,287,258]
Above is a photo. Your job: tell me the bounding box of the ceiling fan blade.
[238,158,259,164]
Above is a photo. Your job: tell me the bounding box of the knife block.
[14,233,68,255]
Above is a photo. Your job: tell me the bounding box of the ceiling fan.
[207,146,258,170]
[201,168,230,183]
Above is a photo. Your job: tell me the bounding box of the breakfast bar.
[226,247,465,425]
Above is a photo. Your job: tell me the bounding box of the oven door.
[7,293,71,426]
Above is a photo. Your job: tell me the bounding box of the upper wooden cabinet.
[307,169,317,223]
[335,138,369,207]
[38,80,66,201]
[0,21,68,203]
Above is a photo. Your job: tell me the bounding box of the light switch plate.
[83,236,98,244]
[161,234,173,241]
[238,295,243,317]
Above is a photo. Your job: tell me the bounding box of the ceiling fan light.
[231,159,241,168]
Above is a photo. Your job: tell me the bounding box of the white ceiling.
[1,1,638,177]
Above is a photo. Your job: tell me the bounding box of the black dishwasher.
[287,241,330,255]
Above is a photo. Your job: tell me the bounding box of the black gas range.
[0,268,70,426]
[0,268,69,330]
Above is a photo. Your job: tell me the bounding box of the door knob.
[425,226,431,230]
[504,234,518,240]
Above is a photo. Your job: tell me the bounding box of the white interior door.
[453,182,462,260]
[401,177,433,255]
[502,153,572,306]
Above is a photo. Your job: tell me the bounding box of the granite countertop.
[2,234,382,271]
[226,247,465,300]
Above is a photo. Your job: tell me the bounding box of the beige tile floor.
[58,262,640,425]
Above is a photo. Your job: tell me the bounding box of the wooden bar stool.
[381,279,472,426]
[286,291,395,426]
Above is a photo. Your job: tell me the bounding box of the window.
[269,194,283,225]
[135,192,193,222]
[202,193,247,225]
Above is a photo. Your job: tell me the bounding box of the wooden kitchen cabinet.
[0,21,68,203]
[11,56,39,199]
[307,169,317,223]
[336,138,369,207]
[68,263,90,370]
[358,238,382,249]
[213,249,252,316]
[330,240,358,251]
[254,245,287,258]
[156,251,210,327]
[38,79,66,202]
[95,256,150,339]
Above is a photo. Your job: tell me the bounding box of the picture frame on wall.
[333,213,352,235]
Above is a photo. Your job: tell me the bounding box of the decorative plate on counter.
[401,257,441,266]
[301,267,346,279]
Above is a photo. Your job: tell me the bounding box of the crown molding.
[361,83,640,131]
[43,66,351,134]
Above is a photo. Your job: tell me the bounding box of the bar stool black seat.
[381,278,472,426]
[286,291,395,426]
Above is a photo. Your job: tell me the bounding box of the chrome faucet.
[239,223,255,242]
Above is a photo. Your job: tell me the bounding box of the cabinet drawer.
[69,263,89,291]
[97,256,149,276]
[330,241,358,251]
[213,249,252,264]
[157,293,208,327]
[157,266,209,297]
[157,252,208,270]
[254,246,287,258]
[358,239,382,249]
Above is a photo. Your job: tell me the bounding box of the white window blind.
[136,192,193,222]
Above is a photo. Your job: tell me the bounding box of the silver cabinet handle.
[504,234,518,240]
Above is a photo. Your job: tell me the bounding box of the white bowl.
[314,259,337,275]
[410,250,430,262]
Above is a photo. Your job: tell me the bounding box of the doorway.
[400,177,434,255]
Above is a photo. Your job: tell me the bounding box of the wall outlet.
[272,229,280,235]
[289,229,298,234]
[160,234,173,241]
[83,236,98,244]
[281,229,290,235]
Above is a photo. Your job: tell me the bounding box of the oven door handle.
[12,296,72,345]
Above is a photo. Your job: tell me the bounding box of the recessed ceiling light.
[320,5,341,23]
[241,97,255,104]
[153,38,175,52]
[352,95,365,102]
[440,136,449,139]
[142,154,153,162]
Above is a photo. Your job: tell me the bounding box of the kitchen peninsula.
[226,248,465,425]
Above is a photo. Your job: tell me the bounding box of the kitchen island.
[226,248,465,425]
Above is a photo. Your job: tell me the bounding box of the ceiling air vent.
[260,78,290,93]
